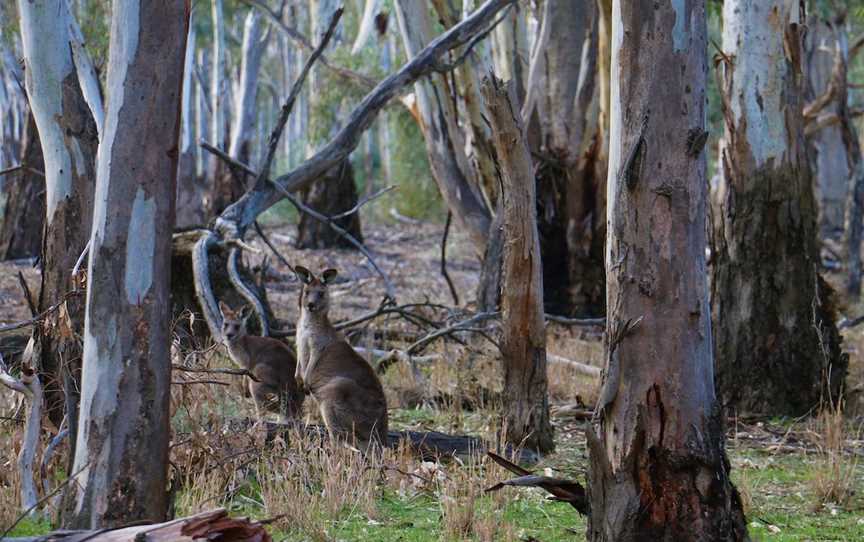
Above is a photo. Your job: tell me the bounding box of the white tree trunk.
[195,49,210,178]
[210,0,225,151]
[70,0,188,528]
[351,0,382,54]
[228,10,267,162]
[68,11,105,136]
[176,16,206,228]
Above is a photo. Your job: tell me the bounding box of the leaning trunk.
[16,0,98,438]
[483,76,553,453]
[0,111,45,260]
[587,1,748,540]
[69,0,188,527]
[711,0,846,416]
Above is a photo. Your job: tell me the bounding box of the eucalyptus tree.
[588,1,748,539]
[69,0,188,527]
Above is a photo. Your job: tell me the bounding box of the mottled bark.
[69,0,188,527]
[588,1,748,540]
[17,0,98,437]
[482,76,553,453]
[712,1,845,416]
[0,112,45,260]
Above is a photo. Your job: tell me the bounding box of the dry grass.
[809,399,861,508]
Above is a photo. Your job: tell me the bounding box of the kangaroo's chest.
[226,341,252,369]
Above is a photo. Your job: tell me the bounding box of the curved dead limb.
[406,311,499,355]
[40,425,68,496]
[191,231,222,341]
[485,452,588,515]
[227,247,270,336]
[215,0,516,240]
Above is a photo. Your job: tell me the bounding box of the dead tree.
[0,112,45,260]
[587,1,748,540]
[712,0,846,416]
[482,76,553,453]
[16,0,99,440]
[68,0,189,527]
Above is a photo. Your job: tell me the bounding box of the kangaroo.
[219,301,305,423]
[294,266,389,449]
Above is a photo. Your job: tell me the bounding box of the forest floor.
[1,214,863,541]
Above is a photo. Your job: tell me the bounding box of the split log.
[1,508,271,542]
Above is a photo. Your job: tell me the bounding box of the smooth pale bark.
[0,112,45,260]
[490,3,528,100]
[351,0,382,54]
[588,1,748,539]
[69,0,188,527]
[482,77,553,453]
[177,19,207,228]
[712,0,845,416]
[228,11,267,162]
[16,0,98,436]
[394,0,491,255]
[806,19,850,239]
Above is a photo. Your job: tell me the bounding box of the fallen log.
[1,508,271,542]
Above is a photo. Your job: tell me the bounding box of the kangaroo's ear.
[321,268,338,285]
[239,306,253,322]
[218,301,233,318]
[294,266,313,284]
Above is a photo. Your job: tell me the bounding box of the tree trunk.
[17,0,99,437]
[587,1,748,540]
[482,76,553,453]
[69,0,188,527]
[394,0,491,256]
[297,0,363,249]
[530,0,606,317]
[805,18,850,240]
[0,111,45,260]
[176,18,207,229]
[711,0,846,417]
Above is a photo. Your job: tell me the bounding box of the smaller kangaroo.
[219,302,305,423]
[294,267,389,449]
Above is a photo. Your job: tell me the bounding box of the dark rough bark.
[36,73,98,435]
[482,76,553,453]
[295,161,363,249]
[69,0,189,527]
[588,1,748,540]
[0,112,45,260]
[207,158,248,220]
[712,1,846,416]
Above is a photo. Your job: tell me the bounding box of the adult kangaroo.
[294,266,389,449]
[219,301,305,423]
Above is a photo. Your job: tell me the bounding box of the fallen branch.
[406,311,499,355]
[227,247,270,336]
[485,452,588,515]
[172,364,260,382]
[544,313,606,327]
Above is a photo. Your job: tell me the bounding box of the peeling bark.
[482,76,553,453]
[712,0,846,416]
[16,0,98,443]
[588,1,748,540]
[69,0,189,527]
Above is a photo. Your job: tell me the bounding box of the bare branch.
[406,311,499,355]
[172,364,260,381]
[0,164,45,178]
[191,231,222,341]
[227,247,270,336]
[215,0,516,238]
[440,212,460,305]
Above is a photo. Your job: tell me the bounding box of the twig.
[17,271,37,318]
[172,364,260,382]
[71,239,91,277]
[0,164,45,178]
[0,291,83,334]
[241,0,377,90]
[330,185,395,220]
[253,7,343,192]
[200,142,397,301]
[432,4,513,73]
[253,221,294,271]
[440,212,460,305]
[40,426,69,495]
[172,379,230,386]
[406,311,499,355]
[544,313,606,327]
